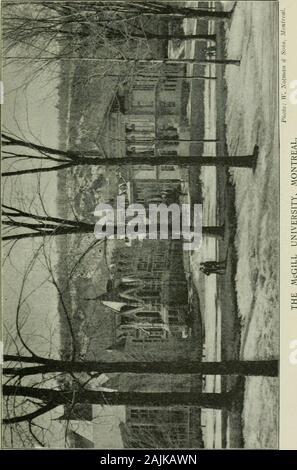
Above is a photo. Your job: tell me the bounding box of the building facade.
[100,239,191,356]
[120,406,203,449]
[124,62,190,184]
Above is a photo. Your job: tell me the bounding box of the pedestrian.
[199,260,226,276]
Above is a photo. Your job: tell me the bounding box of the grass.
[186,14,244,447]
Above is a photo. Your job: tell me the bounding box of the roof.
[57,404,93,422]
[66,430,94,449]
[106,337,127,352]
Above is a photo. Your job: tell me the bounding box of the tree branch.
[3,401,57,425]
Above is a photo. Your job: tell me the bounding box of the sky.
[3,59,60,356]
[2,56,63,447]
[2,54,124,448]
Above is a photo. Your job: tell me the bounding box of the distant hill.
[55,57,122,362]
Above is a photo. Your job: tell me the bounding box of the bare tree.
[2,228,109,446]
[3,384,239,426]
[4,354,278,378]
[2,204,226,241]
[2,133,259,177]
[3,1,238,74]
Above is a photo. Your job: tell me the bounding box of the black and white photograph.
[1,0,279,449]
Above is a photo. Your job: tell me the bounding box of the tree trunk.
[4,356,279,377]
[127,2,234,20]
[1,222,225,241]
[124,138,218,143]
[156,9,232,20]
[79,150,258,169]
[202,226,225,238]
[5,56,241,66]
[9,2,234,20]
[89,57,241,66]
[130,32,216,42]
[103,72,217,80]
[3,136,257,166]
[2,385,235,411]
[2,143,259,177]
[92,73,217,80]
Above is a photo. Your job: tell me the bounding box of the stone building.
[91,63,202,449]
[120,406,203,449]
[105,62,190,204]
[123,62,190,184]
[99,239,191,355]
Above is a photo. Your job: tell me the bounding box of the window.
[138,289,159,299]
[135,164,154,170]
[171,410,186,421]
[131,409,155,420]
[164,82,177,91]
[148,410,160,420]
[164,101,176,108]
[130,409,140,419]
[169,309,179,325]
[160,165,175,171]
[130,425,140,432]
[134,84,155,91]
[134,100,154,108]
[138,259,152,271]
[152,260,165,271]
[136,311,161,320]
[160,150,178,156]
